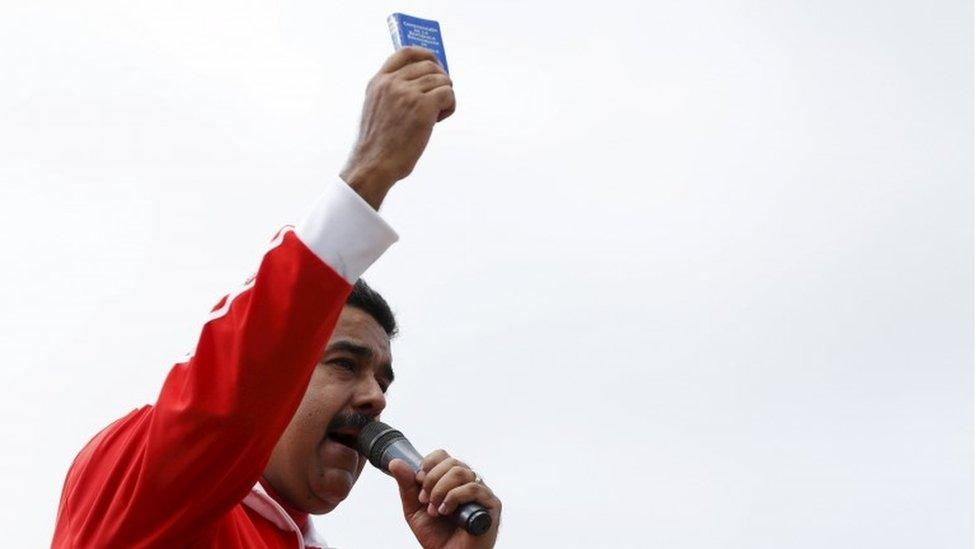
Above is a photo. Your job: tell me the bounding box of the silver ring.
[473,473,484,485]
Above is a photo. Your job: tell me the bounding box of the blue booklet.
[387,13,449,74]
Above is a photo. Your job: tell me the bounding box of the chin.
[307,498,340,515]
[309,475,356,513]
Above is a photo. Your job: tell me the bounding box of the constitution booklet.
[387,13,449,74]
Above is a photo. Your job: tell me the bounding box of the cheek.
[309,366,356,403]
[304,368,350,410]
[291,374,348,444]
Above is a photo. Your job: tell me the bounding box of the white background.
[0,1,971,547]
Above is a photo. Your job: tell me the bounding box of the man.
[52,47,502,548]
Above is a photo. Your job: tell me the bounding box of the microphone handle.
[380,438,492,536]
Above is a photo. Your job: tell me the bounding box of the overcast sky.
[0,1,971,547]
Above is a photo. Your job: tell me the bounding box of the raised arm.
[52,47,455,547]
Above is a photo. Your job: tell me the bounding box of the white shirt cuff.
[295,179,399,284]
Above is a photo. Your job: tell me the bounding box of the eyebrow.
[325,340,395,382]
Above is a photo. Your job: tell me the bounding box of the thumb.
[388,458,423,515]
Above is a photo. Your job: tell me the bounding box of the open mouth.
[326,431,360,452]
[324,413,372,455]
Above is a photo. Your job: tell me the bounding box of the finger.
[427,85,456,121]
[428,465,478,509]
[415,449,449,493]
[420,456,466,502]
[437,482,500,517]
[395,59,446,81]
[410,73,452,93]
[388,458,423,515]
[380,46,439,73]
[419,449,451,478]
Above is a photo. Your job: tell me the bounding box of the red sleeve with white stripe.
[52,180,397,547]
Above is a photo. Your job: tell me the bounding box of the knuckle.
[401,47,432,63]
[391,77,411,92]
[424,449,448,466]
[436,88,455,102]
[442,487,462,505]
[461,485,480,501]
[369,74,390,92]
[399,46,422,57]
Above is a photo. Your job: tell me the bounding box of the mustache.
[326,411,374,434]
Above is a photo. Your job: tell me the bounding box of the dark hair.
[346,279,398,337]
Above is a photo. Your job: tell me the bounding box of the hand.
[341,47,456,209]
[389,450,501,549]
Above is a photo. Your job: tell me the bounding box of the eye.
[331,358,358,373]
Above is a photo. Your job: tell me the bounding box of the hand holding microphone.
[358,421,501,548]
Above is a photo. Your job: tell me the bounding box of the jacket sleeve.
[52,180,397,547]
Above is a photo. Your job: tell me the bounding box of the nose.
[352,376,386,418]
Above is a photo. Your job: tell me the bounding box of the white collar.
[242,482,331,549]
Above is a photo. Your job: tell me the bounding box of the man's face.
[264,305,394,514]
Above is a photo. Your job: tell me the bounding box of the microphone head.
[356,420,405,470]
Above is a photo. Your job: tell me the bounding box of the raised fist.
[340,47,456,209]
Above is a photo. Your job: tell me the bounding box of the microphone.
[357,420,492,536]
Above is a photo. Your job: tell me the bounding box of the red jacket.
[52,181,398,548]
